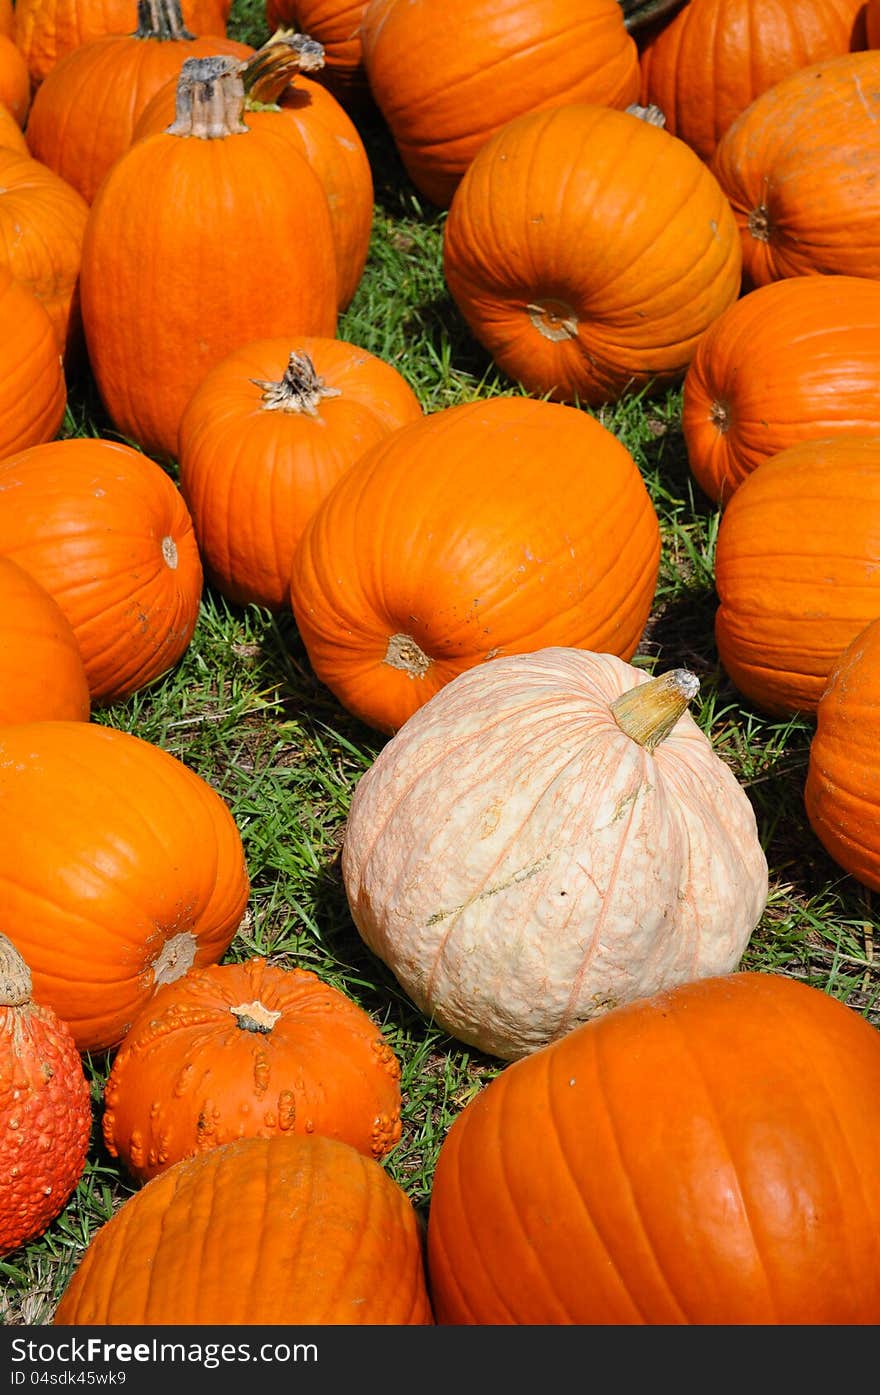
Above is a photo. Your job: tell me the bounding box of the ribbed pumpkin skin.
[805,619,880,890]
[289,397,662,735]
[682,276,880,504]
[0,721,250,1054]
[342,648,768,1060]
[426,971,880,1325]
[178,336,422,610]
[80,120,338,462]
[102,957,404,1182]
[266,0,372,109]
[53,1133,434,1325]
[638,0,867,163]
[711,52,880,287]
[0,265,66,460]
[360,0,640,208]
[714,437,880,716]
[0,437,203,704]
[0,557,90,723]
[443,104,742,406]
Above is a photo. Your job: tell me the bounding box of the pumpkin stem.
[625,102,667,128]
[241,30,325,108]
[747,204,772,243]
[618,0,689,32]
[251,351,341,415]
[384,633,431,678]
[166,55,249,138]
[230,998,282,1033]
[610,668,699,752]
[0,934,32,1008]
[135,0,195,42]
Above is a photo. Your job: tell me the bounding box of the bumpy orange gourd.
[0,721,250,1054]
[0,936,92,1257]
[427,971,880,1325]
[443,102,742,406]
[682,275,880,504]
[102,957,404,1182]
[0,264,66,459]
[805,618,880,891]
[178,337,422,610]
[0,437,203,704]
[0,557,90,722]
[0,32,31,124]
[289,395,662,734]
[266,0,372,109]
[713,435,880,716]
[53,1133,435,1324]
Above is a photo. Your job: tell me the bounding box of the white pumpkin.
[342,647,769,1059]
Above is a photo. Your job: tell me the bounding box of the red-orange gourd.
[102,957,404,1182]
[0,437,203,704]
[0,720,250,1054]
[266,0,372,109]
[53,1133,435,1324]
[178,337,422,610]
[426,971,880,1324]
[0,935,92,1257]
[0,264,66,459]
[0,557,90,722]
[288,395,662,734]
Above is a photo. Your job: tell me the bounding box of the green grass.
[3,0,880,1328]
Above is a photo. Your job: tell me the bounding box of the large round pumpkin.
[342,648,768,1059]
[0,556,90,723]
[53,1133,434,1324]
[289,396,662,734]
[0,720,250,1053]
[426,971,880,1324]
[443,102,742,406]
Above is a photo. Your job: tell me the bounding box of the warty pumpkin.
[289,395,662,735]
[0,720,250,1054]
[342,648,768,1060]
[0,263,66,460]
[53,1133,434,1324]
[0,935,92,1257]
[682,275,880,505]
[713,435,880,716]
[80,53,338,462]
[426,971,880,1324]
[102,956,403,1182]
[0,556,90,723]
[0,436,203,704]
[443,102,742,406]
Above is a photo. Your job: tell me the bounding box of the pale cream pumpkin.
[341,647,769,1060]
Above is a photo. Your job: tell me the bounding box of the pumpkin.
[869,0,880,44]
[0,32,31,125]
[443,102,742,407]
[177,337,422,610]
[53,1133,434,1324]
[0,935,92,1257]
[132,31,373,310]
[23,0,254,204]
[0,720,250,1054]
[0,1,12,38]
[0,436,203,704]
[102,956,403,1182]
[0,557,90,723]
[80,54,338,463]
[359,0,642,208]
[342,649,768,1060]
[638,0,867,163]
[682,275,880,505]
[289,396,662,735]
[0,102,29,153]
[426,971,880,1324]
[713,435,880,716]
[711,51,880,287]
[265,0,373,109]
[0,263,66,460]
[805,617,880,891]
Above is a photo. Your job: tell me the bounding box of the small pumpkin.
[53,1133,435,1324]
[426,971,880,1324]
[342,648,768,1059]
[0,935,92,1257]
[0,556,90,723]
[0,264,66,460]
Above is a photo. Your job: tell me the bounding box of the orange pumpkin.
[80,54,338,462]
[869,0,880,43]
[53,1133,435,1324]
[0,32,31,124]
[443,102,742,406]
[0,557,90,723]
[0,102,29,153]
[289,395,662,734]
[102,957,404,1182]
[0,436,203,704]
[0,720,250,1054]
[177,336,422,610]
[266,0,373,110]
[0,0,12,39]
[0,263,66,460]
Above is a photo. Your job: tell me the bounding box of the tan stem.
[0,934,32,1008]
[626,102,666,128]
[241,31,325,107]
[230,999,281,1033]
[135,0,194,41]
[251,351,341,415]
[610,669,699,753]
[167,55,249,138]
